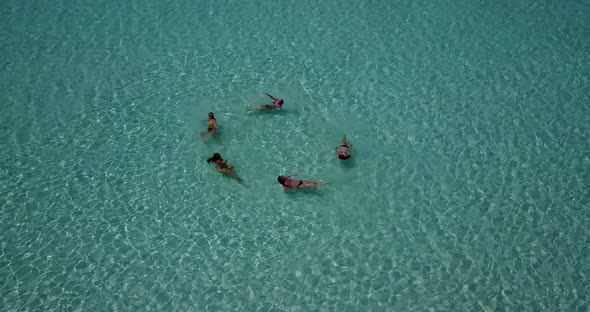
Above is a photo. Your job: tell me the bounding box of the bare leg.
[199,131,209,142]
[302,181,332,188]
[248,105,271,113]
[258,105,274,111]
[229,171,243,181]
[206,128,220,144]
[340,135,348,146]
[221,167,242,181]
[311,183,332,193]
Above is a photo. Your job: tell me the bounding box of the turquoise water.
[1,0,589,310]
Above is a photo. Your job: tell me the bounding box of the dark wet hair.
[207,152,223,163]
[208,112,216,119]
[277,176,286,185]
[338,154,352,160]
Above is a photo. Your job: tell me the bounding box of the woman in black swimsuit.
[277,174,331,192]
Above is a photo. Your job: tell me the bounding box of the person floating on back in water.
[207,153,243,181]
[336,135,353,160]
[249,92,284,111]
[277,174,331,192]
[200,112,220,144]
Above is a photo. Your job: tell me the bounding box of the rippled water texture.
[1,0,589,310]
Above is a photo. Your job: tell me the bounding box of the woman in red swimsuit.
[250,92,284,112]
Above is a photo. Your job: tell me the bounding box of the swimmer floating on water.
[277,174,331,193]
[207,153,243,181]
[200,112,220,144]
[249,92,284,112]
[336,135,354,160]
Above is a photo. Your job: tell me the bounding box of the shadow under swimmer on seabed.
[283,187,331,197]
[339,156,358,168]
[246,107,295,116]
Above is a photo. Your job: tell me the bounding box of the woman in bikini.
[200,112,220,143]
[249,92,284,112]
[207,153,243,181]
[336,135,353,160]
[277,174,331,192]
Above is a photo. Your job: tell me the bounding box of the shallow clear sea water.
[1,0,589,311]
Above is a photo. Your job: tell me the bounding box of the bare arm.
[283,185,296,193]
[232,172,243,182]
[263,92,278,101]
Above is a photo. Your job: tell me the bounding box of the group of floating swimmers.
[200,92,354,192]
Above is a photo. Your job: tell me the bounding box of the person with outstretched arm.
[249,92,284,111]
